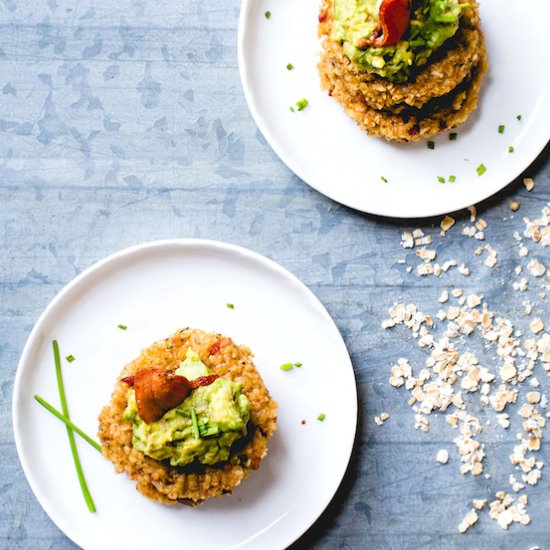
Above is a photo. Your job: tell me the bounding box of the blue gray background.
[1,1,549,548]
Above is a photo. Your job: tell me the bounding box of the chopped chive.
[516,114,522,121]
[294,362,302,368]
[317,413,326,421]
[449,132,457,141]
[289,106,295,112]
[117,324,127,330]
[34,395,102,453]
[280,363,294,371]
[498,125,505,134]
[65,354,75,363]
[201,427,220,437]
[226,303,234,309]
[449,175,456,183]
[437,176,445,183]
[296,98,309,111]
[53,340,96,513]
[381,176,388,183]
[508,146,514,153]
[427,141,435,149]
[191,409,200,439]
[264,10,271,19]
[476,164,486,176]
[286,63,294,71]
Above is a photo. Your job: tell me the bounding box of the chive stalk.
[53,340,96,513]
[117,324,127,330]
[65,354,75,363]
[191,408,200,438]
[280,363,294,371]
[296,98,309,111]
[34,394,102,453]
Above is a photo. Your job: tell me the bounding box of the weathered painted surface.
[0,1,549,548]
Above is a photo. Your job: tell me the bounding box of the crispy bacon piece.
[188,375,219,389]
[208,337,232,355]
[128,366,219,423]
[356,0,412,49]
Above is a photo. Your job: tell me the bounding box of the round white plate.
[13,240,357,550]
[239,0,550,218]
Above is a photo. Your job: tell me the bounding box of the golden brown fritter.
[98,328,277,506]
[318,0,488,141]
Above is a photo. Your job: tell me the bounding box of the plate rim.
[237,0,550,219]
[12,238,358,550]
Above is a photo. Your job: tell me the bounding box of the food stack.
[318,0,488,142]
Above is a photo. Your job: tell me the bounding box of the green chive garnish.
[191,409,200,439]
[290,106,295,112]
[427,141,435,149]
[286,63,294,71]
[476,164,486,176]
[294,362,302,368]
[117,324,127,330]
[53,340,96,512]
[34,395,102,453]
[226,303,234,309]
[296,98,309,111]
[280,363,294,371]
[437,176,445,183]
[508,146,514,153]
[65,354,75,363]
[381,176,388,183]
[317,413,326,421]
[265,10,271,19]
[201,427,220,437]
[449,132,457,141]
[498,125,505,134]
[516,114,522,121]
[449,175,456,183]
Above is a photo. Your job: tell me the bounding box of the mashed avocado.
[332,0,462,82]
[124,349,250,467]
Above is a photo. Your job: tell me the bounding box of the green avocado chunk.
[331,0,462,82]
[124,349,250,467]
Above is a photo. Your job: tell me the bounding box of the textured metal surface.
[1,1,549,548]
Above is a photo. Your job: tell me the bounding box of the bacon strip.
[208,337,232,355]
[357,0,412,49]
[125,366,219,423]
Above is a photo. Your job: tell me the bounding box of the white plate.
[12,240,357,550]
[239,0,550,218]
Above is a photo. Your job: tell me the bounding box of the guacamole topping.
[331,0,462,82]
[124,349,250,467]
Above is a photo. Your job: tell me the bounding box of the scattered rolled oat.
[441,215,456,233]
[436,449,449,464]
[374,412,390,426]
[529,319,544,334]
[383,198,549,536]
[523,178,535,192]
[509,200,521,212]
[458,509,479,533]
[527,259,545,277]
